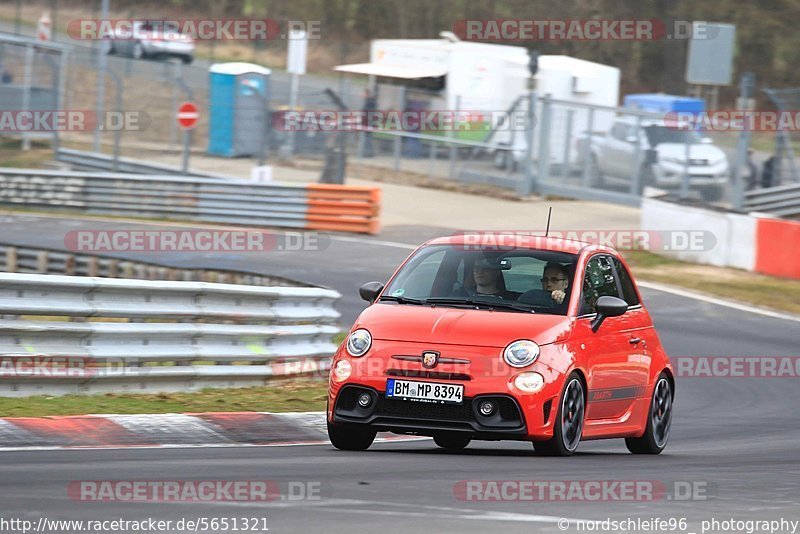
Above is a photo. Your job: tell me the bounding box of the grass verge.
[0,379,329,417]
[623,249,800,315]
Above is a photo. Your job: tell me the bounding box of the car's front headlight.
[346,329,372,357]
[503,340,540,368]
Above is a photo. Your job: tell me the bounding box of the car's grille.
[386,369,472,381]
[376,397,473,421]
[689,159,709,166]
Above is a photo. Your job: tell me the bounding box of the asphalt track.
[0,213,799,533]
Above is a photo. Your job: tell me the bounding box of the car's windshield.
[643,125,702,146]
[382,245,578,315]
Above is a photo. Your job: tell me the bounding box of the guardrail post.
[36,251,48,274]
[65,255,75,276]
[6,247,17,273]
[87,257,99,277]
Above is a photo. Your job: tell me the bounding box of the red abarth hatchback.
[327,234,674,456]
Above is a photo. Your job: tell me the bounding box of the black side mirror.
[590,296,628,332]
[359,281,384,303]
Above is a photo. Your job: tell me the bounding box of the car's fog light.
[332,360,352,381]
[478,400,496,416]
[358,393,372,407]
[514,372,545,393]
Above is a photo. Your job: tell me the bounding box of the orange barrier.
[754,218,800,279]
[305,184,381,234]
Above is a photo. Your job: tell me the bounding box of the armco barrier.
[0,272,342,397]
[642,196,800,280]
[0,168,380,234]
[0,243,301,287]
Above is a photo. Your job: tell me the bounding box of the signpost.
[284,29,308,157]
[177,102,199,174]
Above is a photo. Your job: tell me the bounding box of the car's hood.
[354,303,572,348]
[655,143,726,162]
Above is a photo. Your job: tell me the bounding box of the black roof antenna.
[544,206,552,237]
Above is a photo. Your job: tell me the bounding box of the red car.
[327,234,674,456]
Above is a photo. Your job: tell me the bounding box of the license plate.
[386,379,464,405]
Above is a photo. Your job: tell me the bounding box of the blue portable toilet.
[623,93,705,115]
[208,62,271,157]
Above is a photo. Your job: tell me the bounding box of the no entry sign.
[177,102,199,129]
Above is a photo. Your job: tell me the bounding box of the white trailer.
[334,35,620,164]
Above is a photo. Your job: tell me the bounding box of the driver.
[541,262,569,307]
[518,262,570,313]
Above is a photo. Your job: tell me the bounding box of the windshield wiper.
[379,295,426,305]
[426,297,534,313]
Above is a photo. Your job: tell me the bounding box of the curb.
[0,411,331,450]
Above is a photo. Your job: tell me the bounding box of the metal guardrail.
[0,168,381,234]
[743,183,800,217]
[55,148,233,178]
[0,243,302,287]
[0,272,342,397]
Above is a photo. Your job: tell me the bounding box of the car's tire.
[132,41,144,60]
[433,433,471,450]
[700,186,724,202]
[181,55,193,65]
[588,154,605,187]
[327,421,377,451]
[533,372,585,457]
[626,373,673,455]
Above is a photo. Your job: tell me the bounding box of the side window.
[613,258,640,306]
[580,255,619,314]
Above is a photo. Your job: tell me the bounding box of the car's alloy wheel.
[327,421,377,451]
[626,373,673,454]
[533,373,585,456]
[433,432,471,450]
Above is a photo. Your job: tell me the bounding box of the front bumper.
[142,40,194,56]
[328,340,568,440]
[653,161,728,187]
[332,384,534,439]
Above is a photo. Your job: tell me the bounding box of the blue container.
[208,62,271,157]
[623,93,705,115]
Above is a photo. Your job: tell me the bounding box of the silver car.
[108,20,194,64]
